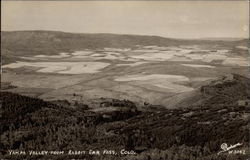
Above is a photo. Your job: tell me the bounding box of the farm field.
[1,31,249,107]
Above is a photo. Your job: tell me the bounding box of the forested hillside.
[0,74,249,160]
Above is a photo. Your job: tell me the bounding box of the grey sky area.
[2,1,249,39]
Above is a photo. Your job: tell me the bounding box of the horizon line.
[1,29,249,40]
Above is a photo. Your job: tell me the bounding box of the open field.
[1,31,249,107]
[3,61,111,74]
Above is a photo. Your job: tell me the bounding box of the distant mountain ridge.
[1,30,182,54]
[1,30,249,65]
[1,30,182,64]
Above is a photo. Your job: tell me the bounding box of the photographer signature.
[217,143,242,155]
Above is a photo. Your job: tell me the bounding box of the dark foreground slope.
[0,74,249,160]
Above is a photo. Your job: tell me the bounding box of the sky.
[1,1,249,39]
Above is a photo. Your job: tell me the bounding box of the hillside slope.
[0,74,249,160]
[1,31,181,56]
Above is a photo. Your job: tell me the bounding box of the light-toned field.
[2,44,249,107]
[3,61,110,74]
[181,64,215,68]
[114,74,190,82]
[222,57,249,66]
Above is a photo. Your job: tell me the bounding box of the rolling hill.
[0,74,249,160]
[2,30,248,57]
